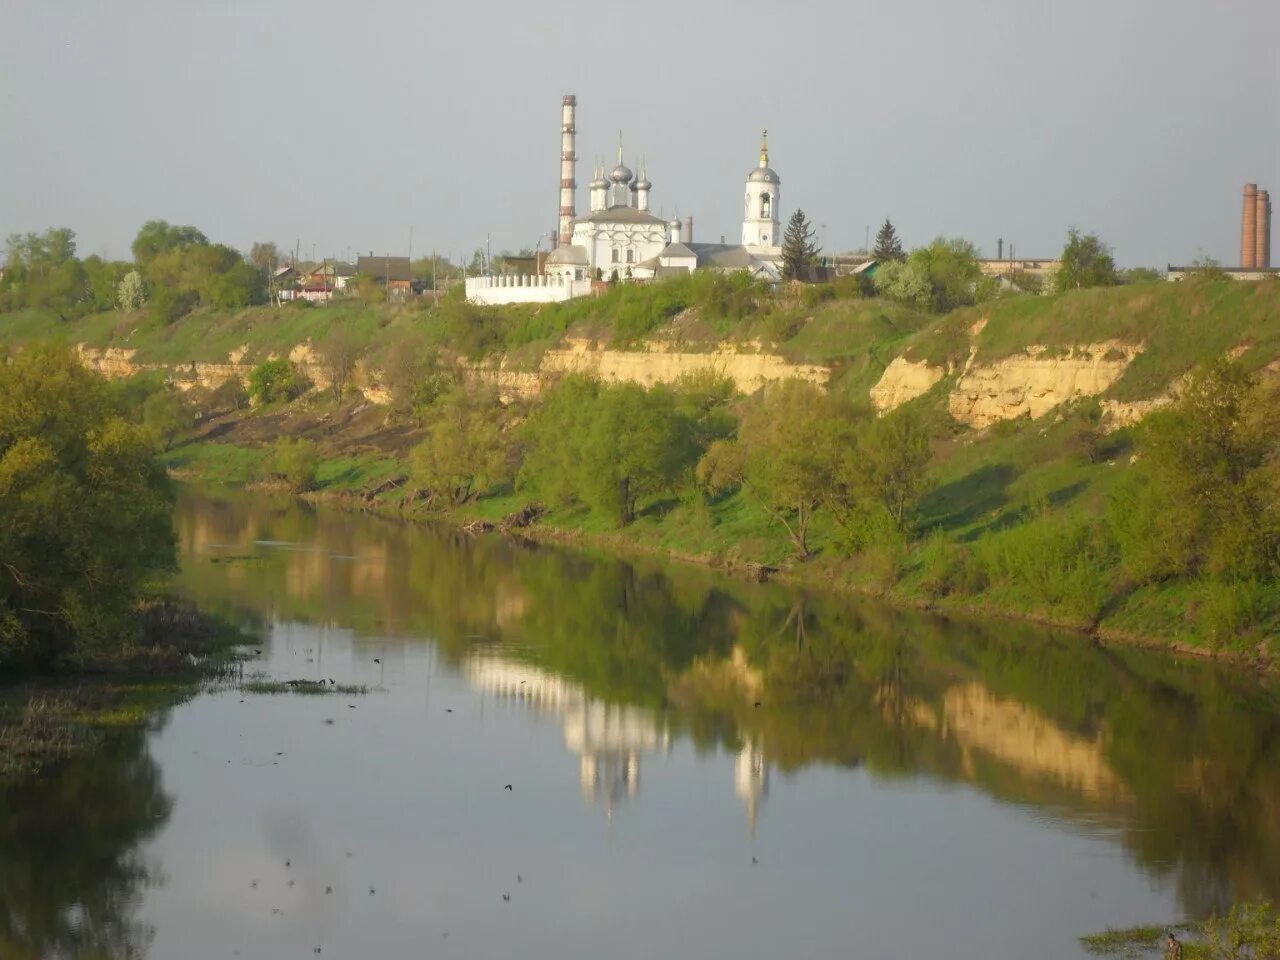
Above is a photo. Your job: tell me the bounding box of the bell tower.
[742,129,781,249]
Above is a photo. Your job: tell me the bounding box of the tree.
[0,343,175,668]
[872,218,905,262]
[265,437,320,493]
[872,259,933,309]
[248,242,280,277]
[318,327,362,400]
[130,221,207,267]
[1054,229,1119,293]
[410,387,515,505]
[851,408,932,527]
[247,359,303,405]
[521,377,702,526]
[875,237,993,312]
[141,387,194,452]
[380,339,456,423]
[116,270,146,311]
[697,379,849,558]
[1110,360,1279,584]
[781,209,820,281]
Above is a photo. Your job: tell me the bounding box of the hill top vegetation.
[3,220,1279,657]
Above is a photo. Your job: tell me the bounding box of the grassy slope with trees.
[4,222,1279,660]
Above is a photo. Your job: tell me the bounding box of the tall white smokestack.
[559,95,577,247]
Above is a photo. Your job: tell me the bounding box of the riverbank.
[165,438,1277,673]
[0,600,250,780]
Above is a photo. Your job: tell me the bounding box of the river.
[4,486,1279,959]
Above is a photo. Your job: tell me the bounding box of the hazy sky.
[2,0,1277,268]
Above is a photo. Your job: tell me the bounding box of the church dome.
[748,165,780,184]
[609,162,633,184]
[632,174,651,191]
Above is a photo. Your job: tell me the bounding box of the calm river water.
[6,487,1280,959]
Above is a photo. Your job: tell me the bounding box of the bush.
[971,508,1115,624]
[265,437,319,492]
[247,359,303,405]
[1197,579,1274,650]
[0,343,175,668]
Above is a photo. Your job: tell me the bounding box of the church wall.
[465,276,593,305]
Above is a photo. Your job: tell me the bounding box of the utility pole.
[486,233,491,277]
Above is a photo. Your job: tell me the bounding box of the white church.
[465,95,785,305]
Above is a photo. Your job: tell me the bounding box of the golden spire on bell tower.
[760,129,769,167]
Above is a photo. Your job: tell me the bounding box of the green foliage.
[247,359,303,406]
[872,218,905,262]
[874,237,994,313]
[318,326,363,399]
[699,379,851,557]
[1199,900,1280,958]
[410,387,515,505]
[781,209,820,281]
[0,229,99,317]
[1055,229,1119,293]
[522,377,704,525]
[125,222,265,321]
[141,387,194,452]
[130,220,207,266]
[1111,361,1279,586]
[265,437,320,492]
[0,343,175,668]
[380,339,456,422]
[970,507,1115,624]
[1082,902,1280,959]
[1121,266,1162,284]
[116,270,146,311]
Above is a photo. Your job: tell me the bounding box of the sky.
[1,0,1277,269]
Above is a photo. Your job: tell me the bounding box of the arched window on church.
[626,249,635,263]
[760,193,771,219]
[611,248,620,264]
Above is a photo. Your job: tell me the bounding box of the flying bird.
[502,894,510,902]
[504,784,513,791]
[373,658,381,664]
[325,886,333,895]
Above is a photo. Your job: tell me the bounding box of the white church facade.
[464,95,786,306]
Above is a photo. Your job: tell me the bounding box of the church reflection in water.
[464,653,769,829]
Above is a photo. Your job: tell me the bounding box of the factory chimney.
[1255,189,1271,269]
[997,238,1003,261]
[559,95,578,248]
[685,216,694,243]
[1242,184,1258,269]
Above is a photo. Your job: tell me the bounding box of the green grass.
[164,442,266,485]
[1080,922,1197,956]
[239,680,369,695]
[900,278,1280,401]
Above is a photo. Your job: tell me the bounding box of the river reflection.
[6,486,1279,959]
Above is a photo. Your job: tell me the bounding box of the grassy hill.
[5,274,1279,657]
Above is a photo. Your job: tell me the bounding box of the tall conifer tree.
[781,209,820,281]
[873,218,905,262]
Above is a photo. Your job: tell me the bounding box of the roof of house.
[581,206,669,226]
[309,261,355,277]
[686,243,762,270]
[356,256,411,282]
[658,242,697,261]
